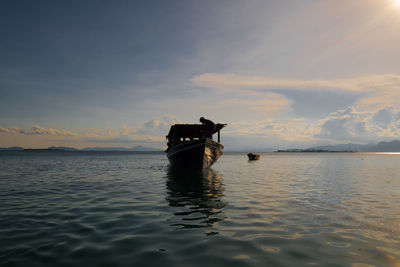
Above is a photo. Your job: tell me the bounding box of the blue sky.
[1,0,400,150]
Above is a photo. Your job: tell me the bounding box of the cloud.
[316,106,400,142]
[136,115,181,135]
[81,116,180,146]
[81,116,180,141]
[21,125,78,136]
[192,73,400,92]
[220,93,292,114]
[227,118,319,143]
[316,107,371,141]
[371,107,396,128]
[2,111,400,150]
[221,105,400,149]
[0,117,181,148]
[84,136,164,144]
[0,126,18,134]
[192,73,400,110]
[0,125,77,136]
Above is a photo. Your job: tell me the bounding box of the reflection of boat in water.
[247,153,260,160]
[165,168,226,231]
[165,118,226,169]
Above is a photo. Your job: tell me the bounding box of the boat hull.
[167,138,223,169]
[247,153,260,160]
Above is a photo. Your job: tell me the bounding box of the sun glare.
[396,0,400,6]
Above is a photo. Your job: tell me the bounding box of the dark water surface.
[1,151,399,266]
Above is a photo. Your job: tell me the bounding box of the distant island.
[0,146,24,151]
[80,145,161,152]
[0,145,163,152]
[275,149,355,153]
[275,140,400,153]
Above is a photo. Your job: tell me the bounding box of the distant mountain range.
[0,146,24,151]
[0,145,162,152]
[308,140,400,152]
[80,145,161,151]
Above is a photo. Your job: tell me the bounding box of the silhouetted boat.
[166,120,226,169]
[247,153,260,160]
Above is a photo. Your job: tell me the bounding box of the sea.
[0,151,399,267]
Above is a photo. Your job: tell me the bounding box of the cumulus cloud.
[371,107,396,128]
[0,117,181,148]
[316,107,371,141]
[81,115,180,146]
[79,109,400,148]
[228,118,319,143]
[0,126,16,134]
[0,125,77,136]
[137,115,181,135]
[21,125,78,136]
[316,106,400,142]
[222,105,400,148]
[84,136,164,144]
[2,111,400,149]
[82,116,180,140]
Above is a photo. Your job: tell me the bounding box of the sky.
[1,0,400,150]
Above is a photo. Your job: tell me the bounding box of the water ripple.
[1,151,399,266]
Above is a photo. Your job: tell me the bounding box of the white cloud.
[22,125,78,136]
[227,118,319,143]
[82,116,180,141]
[0,117,181,148]
[316,107,371,141]
[371,107,397,128]
[0,125,77,136]
[136,115,181,135]
[221,105,400,149]
[2,111,400,150]
[193,73,400,92]
[192,73,400,111]
[220,93,292,114]
[316,106,400,143]
[0,126,14,134]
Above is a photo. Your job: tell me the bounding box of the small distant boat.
[247,153,260,160]
[166,119,226,169]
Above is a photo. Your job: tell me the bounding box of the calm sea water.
[1,151,399,267]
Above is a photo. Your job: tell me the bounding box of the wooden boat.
[247,153,260,160]
[166,121,226,169]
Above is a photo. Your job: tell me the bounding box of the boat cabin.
[166,123,225,150]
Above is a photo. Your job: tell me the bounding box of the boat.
[165,120,226,169]
[247,153,260,160]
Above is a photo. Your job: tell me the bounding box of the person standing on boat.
[200,117,215,139]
